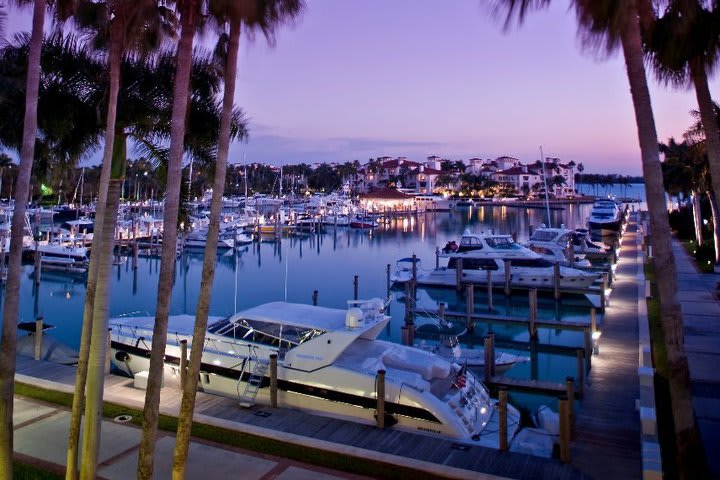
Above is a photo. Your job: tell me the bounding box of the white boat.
[390,257,421,284]
[587,199,623,235]
[524,226,592,268]
[415,335,529,373]
[412,195,455,211]
[109,299,522,447]
[415,232,600,290]
[184,229,236,250]
[36,242,89,272]
[571,228,612,260]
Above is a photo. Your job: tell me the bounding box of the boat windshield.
[209,318,325,349]
[529,231,557,242]
[485,237,518,249]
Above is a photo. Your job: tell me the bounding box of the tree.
[493,1,706,477]
[0,0,46,474]
[170,1,300,476]
[644,2,720,265]
[136,1,202,478]
[62,3,177,478]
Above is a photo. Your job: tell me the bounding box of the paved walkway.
[13,395,370,480]
[671,239,720,478]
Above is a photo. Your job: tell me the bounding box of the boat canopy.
[230,301,350,332]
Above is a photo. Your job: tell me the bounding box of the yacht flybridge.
[109,299,520,447]
[413,232,600,290]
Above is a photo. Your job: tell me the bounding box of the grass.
[681,239,716,274]
[644,261,678,480]
[13,462,63,480]
[13,382,447,480]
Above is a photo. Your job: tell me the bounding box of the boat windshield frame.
[210,317,326,350]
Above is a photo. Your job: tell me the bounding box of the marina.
[5,195,658,477]
[10,211,647,478]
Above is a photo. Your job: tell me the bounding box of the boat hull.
[416,267,599,291]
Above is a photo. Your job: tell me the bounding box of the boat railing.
[112,322,277,364]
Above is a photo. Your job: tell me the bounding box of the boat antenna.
[234,248,238,312]
[539,145,551,228]
[283,237,289,302]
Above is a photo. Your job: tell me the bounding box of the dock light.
[592,330,602,355]
[213,359,221,365]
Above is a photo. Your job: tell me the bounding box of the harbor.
[4,194,665,478]
[9,208,649,479]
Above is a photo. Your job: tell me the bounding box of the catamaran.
[109,299,521,447]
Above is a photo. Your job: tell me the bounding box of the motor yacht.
[415,232,600,290]
[35,241,90,272]
[109,299,521,447]
[587,199,623,235]
[524,226,592,268]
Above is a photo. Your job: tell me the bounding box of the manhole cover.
[113,414,133,423]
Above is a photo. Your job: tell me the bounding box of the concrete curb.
[635,218,662,480]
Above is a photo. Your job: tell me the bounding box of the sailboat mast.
[539,146,551,228]
[243,153,248,202]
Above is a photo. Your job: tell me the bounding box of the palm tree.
[645,2,720,266]
[66,3,176,478]
[0,0,46,473]
[136,1,202,478]
[685,102,720,262]
[494,1,705,477]
[172,8,302,478]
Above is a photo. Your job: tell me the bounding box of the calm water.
[10,192,645,414]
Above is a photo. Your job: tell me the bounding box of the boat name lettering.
[296,353,323,361]
[417,426,441,434]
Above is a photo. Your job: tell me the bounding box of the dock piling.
[503,260,511,296]
[456,258,463,291]
[353,275,359,300]
[180,339,188,389]
[438,302,445,322]
[576,348,585,397]
[435,247,440,269]
[590,307,597,334]
[584,330,592,373]
[386,264,391,298]
[559,396,571,463]
[498,388,508,451]
[600,272,608,309]
[34,316,43,361]
[483,333,495,383]
[376,369,386,428]
[411,254,417,287]
[465,284,474,331]
[312,290,318,306]
[270,354,278,408]
[486,270,493,311]
[566,376,575,435]
[528,289,538,340]
[553,262,561,301]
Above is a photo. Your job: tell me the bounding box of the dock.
[14,356,587,480]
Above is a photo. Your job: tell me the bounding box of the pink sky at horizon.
[5,0,720,175]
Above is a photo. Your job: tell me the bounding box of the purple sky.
[6,1,720,174]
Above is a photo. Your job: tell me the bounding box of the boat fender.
[115,351,130,362]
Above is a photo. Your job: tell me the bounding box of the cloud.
[229,128,449,165]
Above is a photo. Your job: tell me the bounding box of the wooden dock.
[569,220,642,478]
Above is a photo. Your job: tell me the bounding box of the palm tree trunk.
[137,2,198,478]
[0,0,44,475]
[621,3,706,478]
[66,31,122,480]
[690,59,720,265]
[692,191,703,246]
[79,133,126,480]
[171,16,241,479]
[709,191,720,265]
